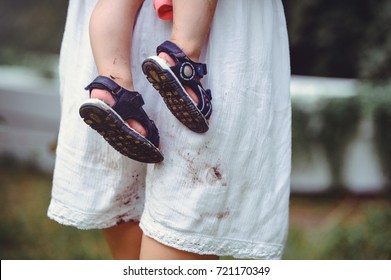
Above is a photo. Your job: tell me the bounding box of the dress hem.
[47,198,141,230]
[140,213,284,260]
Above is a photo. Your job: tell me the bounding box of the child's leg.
[158,0,218,104]
[90,0,145,259]
[89,0,145,135]
[170,0,217,62]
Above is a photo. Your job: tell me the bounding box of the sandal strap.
[157,41,212,119]
[85,76,159,147]
[157,41,208,79]
[85,76,145,108]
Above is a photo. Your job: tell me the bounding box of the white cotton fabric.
[48,0,291,259]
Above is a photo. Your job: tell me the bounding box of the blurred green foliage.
[0,156,111,259]
[374,106,391,179]
[284,0,391,83]
[317,97,361,188]
[284,197,391,259]
[292,96,362,190]
[1,0,391,83]
[371,87,391,182]
[0,0,68,65]
[322,208,391,259]
[292,84,391,190]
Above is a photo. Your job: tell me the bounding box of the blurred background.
[1,0,391,259]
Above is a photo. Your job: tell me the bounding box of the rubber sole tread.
[79,103,163,163]
[142,58,209,133]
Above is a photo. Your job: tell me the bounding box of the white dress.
[48,0,291,259]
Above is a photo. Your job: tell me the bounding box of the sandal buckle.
[112,86,122,96]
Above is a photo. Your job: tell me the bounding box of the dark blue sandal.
[79,76,163,163]
[142,41,212,133]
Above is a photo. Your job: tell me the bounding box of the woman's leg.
[89,0,146,135]
[158,0,218,104]
[140,1,218,259]
[139,235,218,260]
[102,221,143,260]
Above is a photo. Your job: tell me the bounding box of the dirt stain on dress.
[216,210,231,220]
[212,166,222,180]
[115,213,127,225]
[205,165,227,186]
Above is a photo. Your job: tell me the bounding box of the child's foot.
[90,88,147,137]
[156,52,199,106]
[142,40,212,133]
[79,76,163,163]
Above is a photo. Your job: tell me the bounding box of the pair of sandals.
[79,41,212,163]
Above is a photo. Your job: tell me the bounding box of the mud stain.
[114,179,143,207]
[178,150,201,185]
[154,161,164,170]
[123,199,131,205]
[116,218,125,225]
[110,75,120,80]
[201,209,231,220]
[197,141,211,156]
[205,164,227,186]
[116,213,127,225]
[216,210,231,219]
[212,166,222,180]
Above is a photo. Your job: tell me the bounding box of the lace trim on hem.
[140,215,284,260]
[47,198,140,230]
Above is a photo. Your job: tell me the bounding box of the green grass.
[1,157,391,259]
[0,157,111,259]
[284,196,391,259]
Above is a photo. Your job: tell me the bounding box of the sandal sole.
[142,57,209,133]
[79,99,164,163]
